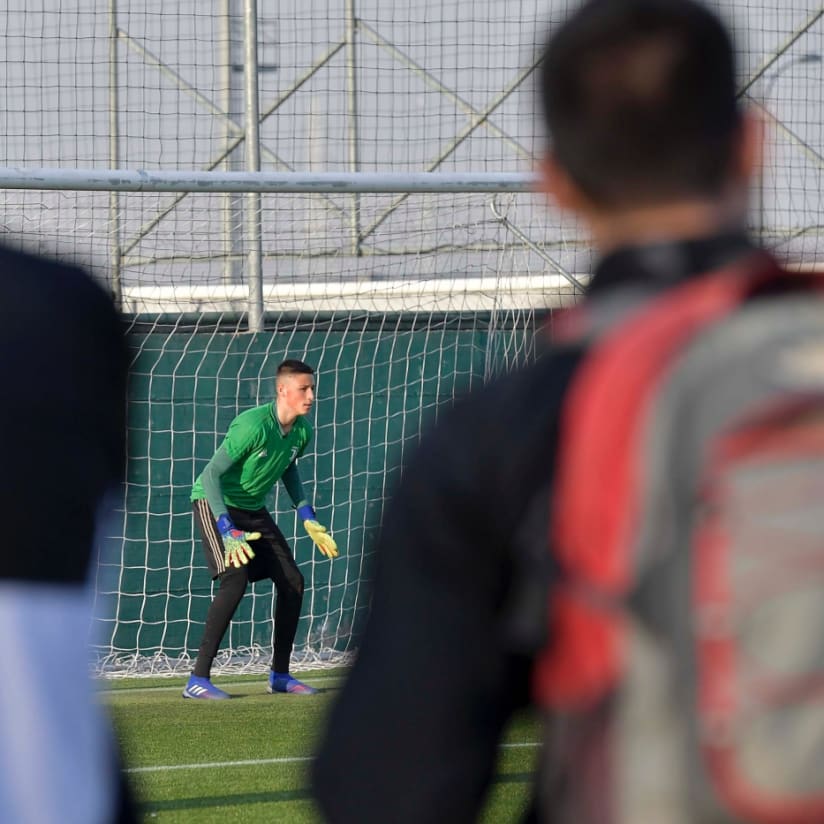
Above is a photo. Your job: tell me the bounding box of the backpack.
[532,253,824,824]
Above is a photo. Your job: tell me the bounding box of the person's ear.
[733,109,763,185]
[540,152,593,215]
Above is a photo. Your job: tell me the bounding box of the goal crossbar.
[0,168,538,194]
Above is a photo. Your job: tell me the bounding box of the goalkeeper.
[184,359,338,699]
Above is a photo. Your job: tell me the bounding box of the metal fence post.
[345,0,361,257]
[220,0,244,286]
[109,0,122,309]
[243,0,264,332]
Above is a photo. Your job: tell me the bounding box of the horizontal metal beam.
[120,272,584,314]
[0,168,538,194]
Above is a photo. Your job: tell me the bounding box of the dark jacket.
[0,245,133,823]
[312,232,754,824]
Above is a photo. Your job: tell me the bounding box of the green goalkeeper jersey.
[191,402,312,511]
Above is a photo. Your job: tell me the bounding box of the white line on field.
[126,755,314,774]
[125,743,542,774]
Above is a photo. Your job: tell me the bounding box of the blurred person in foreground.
[313,0,824,822]
[0,245,133,821]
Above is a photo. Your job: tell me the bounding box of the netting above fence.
[1,1,823,284]
[0,176,587,311]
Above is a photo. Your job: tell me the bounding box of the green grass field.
[104,669,539,823]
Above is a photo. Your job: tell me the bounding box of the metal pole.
[243,0,264,332]
[345,0,361,257]
[737,9,824,98]
[0,169,539,193]
[108,0,122,309]
[309,93,325,236]
[219,0,236,284]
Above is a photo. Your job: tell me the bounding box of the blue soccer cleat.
[182,674,230,700]
[267,671,318,695]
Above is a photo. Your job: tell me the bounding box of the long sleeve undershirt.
[281,461,308,510]
[200,444,308,519]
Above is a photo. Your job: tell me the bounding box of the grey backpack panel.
[619,296,824,823]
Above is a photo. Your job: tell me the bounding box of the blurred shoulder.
[433,345,585,442]
[0,244,113,311]
[407,344,586,486]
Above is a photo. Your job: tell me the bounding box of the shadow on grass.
[143,774,533,813]
[226,685,340,700]
[142,787,313,812]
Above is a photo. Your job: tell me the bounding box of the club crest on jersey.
[257,449,268,459]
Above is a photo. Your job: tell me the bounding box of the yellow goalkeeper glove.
[298,505,338,558]
[305,520,338,558]
[216,514,260,569]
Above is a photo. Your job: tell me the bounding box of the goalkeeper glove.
[216,514,260,569]
[298,505,339,559]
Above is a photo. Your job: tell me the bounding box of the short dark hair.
[539,0,741,206]
[277,359,314,379]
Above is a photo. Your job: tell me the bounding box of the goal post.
[105,299,552,677]
[0,169,581,676]
[0,168,539,192]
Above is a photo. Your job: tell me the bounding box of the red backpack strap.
[534,253,784,709]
